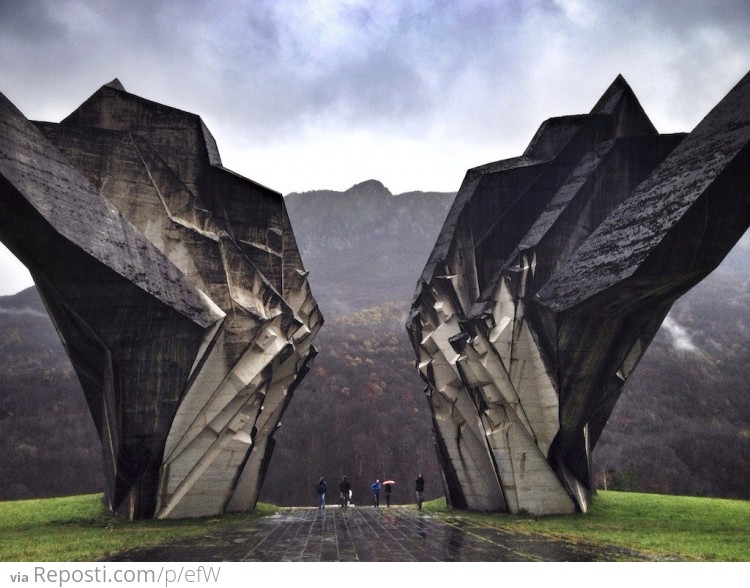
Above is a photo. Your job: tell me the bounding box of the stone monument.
[0,80,322,519]
[408,71,750,514]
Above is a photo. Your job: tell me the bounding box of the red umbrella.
[382,480,396,485]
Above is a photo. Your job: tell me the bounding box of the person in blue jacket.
[371,479,381,507]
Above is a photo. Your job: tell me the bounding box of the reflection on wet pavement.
[108,506,675,562]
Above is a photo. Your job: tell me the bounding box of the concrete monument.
[408,72,750,514]
[0,80,322,519]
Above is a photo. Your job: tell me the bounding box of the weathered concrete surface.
[408,71,750,515]
[0,80,322,519]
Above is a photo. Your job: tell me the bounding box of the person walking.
[339,476,352,508]
[371,479,381,507]
[384,481,393,507]
[384,484,393,507]
[316,476,327,508]
[415,473,425,510]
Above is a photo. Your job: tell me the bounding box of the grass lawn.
[424,490,750,561]
[0,494,276,562]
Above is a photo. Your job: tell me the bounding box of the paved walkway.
[109,506,673,562]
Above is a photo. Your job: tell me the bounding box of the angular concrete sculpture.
[0,80,322,519]
[408,72,750,515]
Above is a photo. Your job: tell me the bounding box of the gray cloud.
[1,0,749,295]
[3,1,748,141]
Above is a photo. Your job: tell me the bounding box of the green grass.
[0,494,277,562]
[4,491,749,561]
[424,490,750,561]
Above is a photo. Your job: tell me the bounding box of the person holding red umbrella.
[382,480,395,507]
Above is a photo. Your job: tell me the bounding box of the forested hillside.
[261,181,454,504]
[285,179,454,312]
[259,303,443,506]
[0,287,102,499]
[593,241,750,497]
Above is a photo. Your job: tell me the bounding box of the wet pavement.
[108,506,674,562]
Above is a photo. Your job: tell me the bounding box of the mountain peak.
[347,179,391,196]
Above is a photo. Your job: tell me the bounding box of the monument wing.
[0,80,322,519]
[408,70,750,515]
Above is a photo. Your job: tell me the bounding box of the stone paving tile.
[108,505,674,562]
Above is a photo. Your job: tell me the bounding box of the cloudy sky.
[1,0,749,295]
